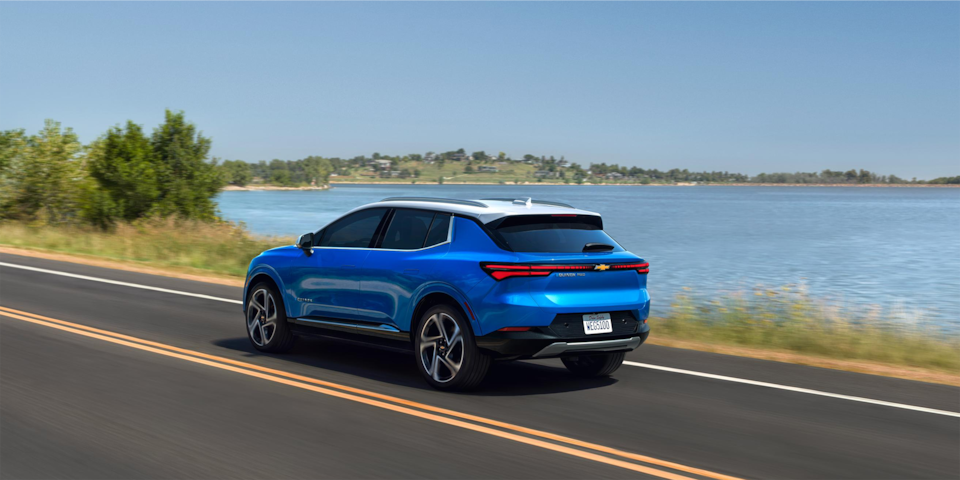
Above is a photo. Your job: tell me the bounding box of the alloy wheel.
[247,288,278,347]
[419,312,464,383]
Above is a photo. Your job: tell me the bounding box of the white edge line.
[0,262,243,305]
[624,361,960,418]
[2,261,956,418]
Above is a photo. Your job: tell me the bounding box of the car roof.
[347,197,600,224]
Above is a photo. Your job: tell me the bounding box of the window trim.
[313,207,454,252]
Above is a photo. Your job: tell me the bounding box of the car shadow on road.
[213,335,617,396]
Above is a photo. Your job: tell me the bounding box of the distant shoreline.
[221,184,330,191]
[221,181,958,190]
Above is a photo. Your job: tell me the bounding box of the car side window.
[381,209,435,250]
[423,213,451,248]
[318,208,387,248]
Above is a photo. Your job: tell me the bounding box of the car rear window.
[380,209,452,250]
[485,215,623,253]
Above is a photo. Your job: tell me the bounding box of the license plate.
[582,313,613,335]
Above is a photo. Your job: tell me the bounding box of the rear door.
[289,208,388,320]
[359,209,452,329]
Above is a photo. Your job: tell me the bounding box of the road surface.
[1,253,957,479]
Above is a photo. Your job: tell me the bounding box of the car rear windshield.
[485,215,623,253]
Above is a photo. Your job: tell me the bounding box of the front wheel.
[245,282,295,353]
[414,305,490,391]
[561,352,626,377]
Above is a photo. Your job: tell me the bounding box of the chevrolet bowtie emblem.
[594,264,610,271]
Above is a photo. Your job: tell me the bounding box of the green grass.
[655,285,960,372]
[0,220,289,277]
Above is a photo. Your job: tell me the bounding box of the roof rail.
[380,197,488,208]
[480,198,575,209]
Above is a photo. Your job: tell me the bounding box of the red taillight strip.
[530,265,592,270]
[481,262,649,280]
[611,263,649,269]
[611,262,650,274]
[490,270,550,280]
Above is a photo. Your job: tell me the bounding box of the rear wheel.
[561,352,625,377]
[246,282,295,353]
[414,305,490,391]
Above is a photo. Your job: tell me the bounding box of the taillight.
[481,264,552,280]
[481,262,649,280]
[611,262,650,274]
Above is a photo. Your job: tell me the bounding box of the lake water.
[217,185,960,326]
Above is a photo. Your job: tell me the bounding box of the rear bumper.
[532,336,643,358]
[476,327,649,360]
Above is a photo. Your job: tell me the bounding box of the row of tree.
[928,175,960,185]
[1,112,223,228]
[221,157,333,187]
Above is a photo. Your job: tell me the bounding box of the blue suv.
[243,197,650,390]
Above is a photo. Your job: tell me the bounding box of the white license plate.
[582,313,613,335]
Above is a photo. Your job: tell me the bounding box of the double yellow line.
[0,305,742,480]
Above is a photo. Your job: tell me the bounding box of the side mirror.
[296,232,314,253]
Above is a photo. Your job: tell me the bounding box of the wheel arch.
[244,268,286,315]
[409,290,479,343]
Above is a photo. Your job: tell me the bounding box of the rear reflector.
[498,326,532,332]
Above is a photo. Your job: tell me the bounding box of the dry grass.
[654,285,960,374]
[0,219,289,277]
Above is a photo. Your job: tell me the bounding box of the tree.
[84,121,160,225]
[1,120,86,223]
[269,159,292,185]
[472,151,488,162]
[464,165,474,174]
[220,160,252,186]
[301,156,333,185]
[150,110,223,220]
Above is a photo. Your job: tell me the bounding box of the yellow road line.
[0,306,742,480]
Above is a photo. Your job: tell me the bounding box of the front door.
[290,208,388,320]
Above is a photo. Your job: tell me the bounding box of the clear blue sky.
[2,2,958,179]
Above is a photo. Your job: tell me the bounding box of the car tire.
[561,352,626,377]
[414,304,490,391]
[245,281,295,353]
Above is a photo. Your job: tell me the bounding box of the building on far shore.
[478,165,499,173]
[535,170,560,179]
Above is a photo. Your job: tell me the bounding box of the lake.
[217,185,960,326]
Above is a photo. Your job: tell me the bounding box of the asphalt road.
[1,253,957,479]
